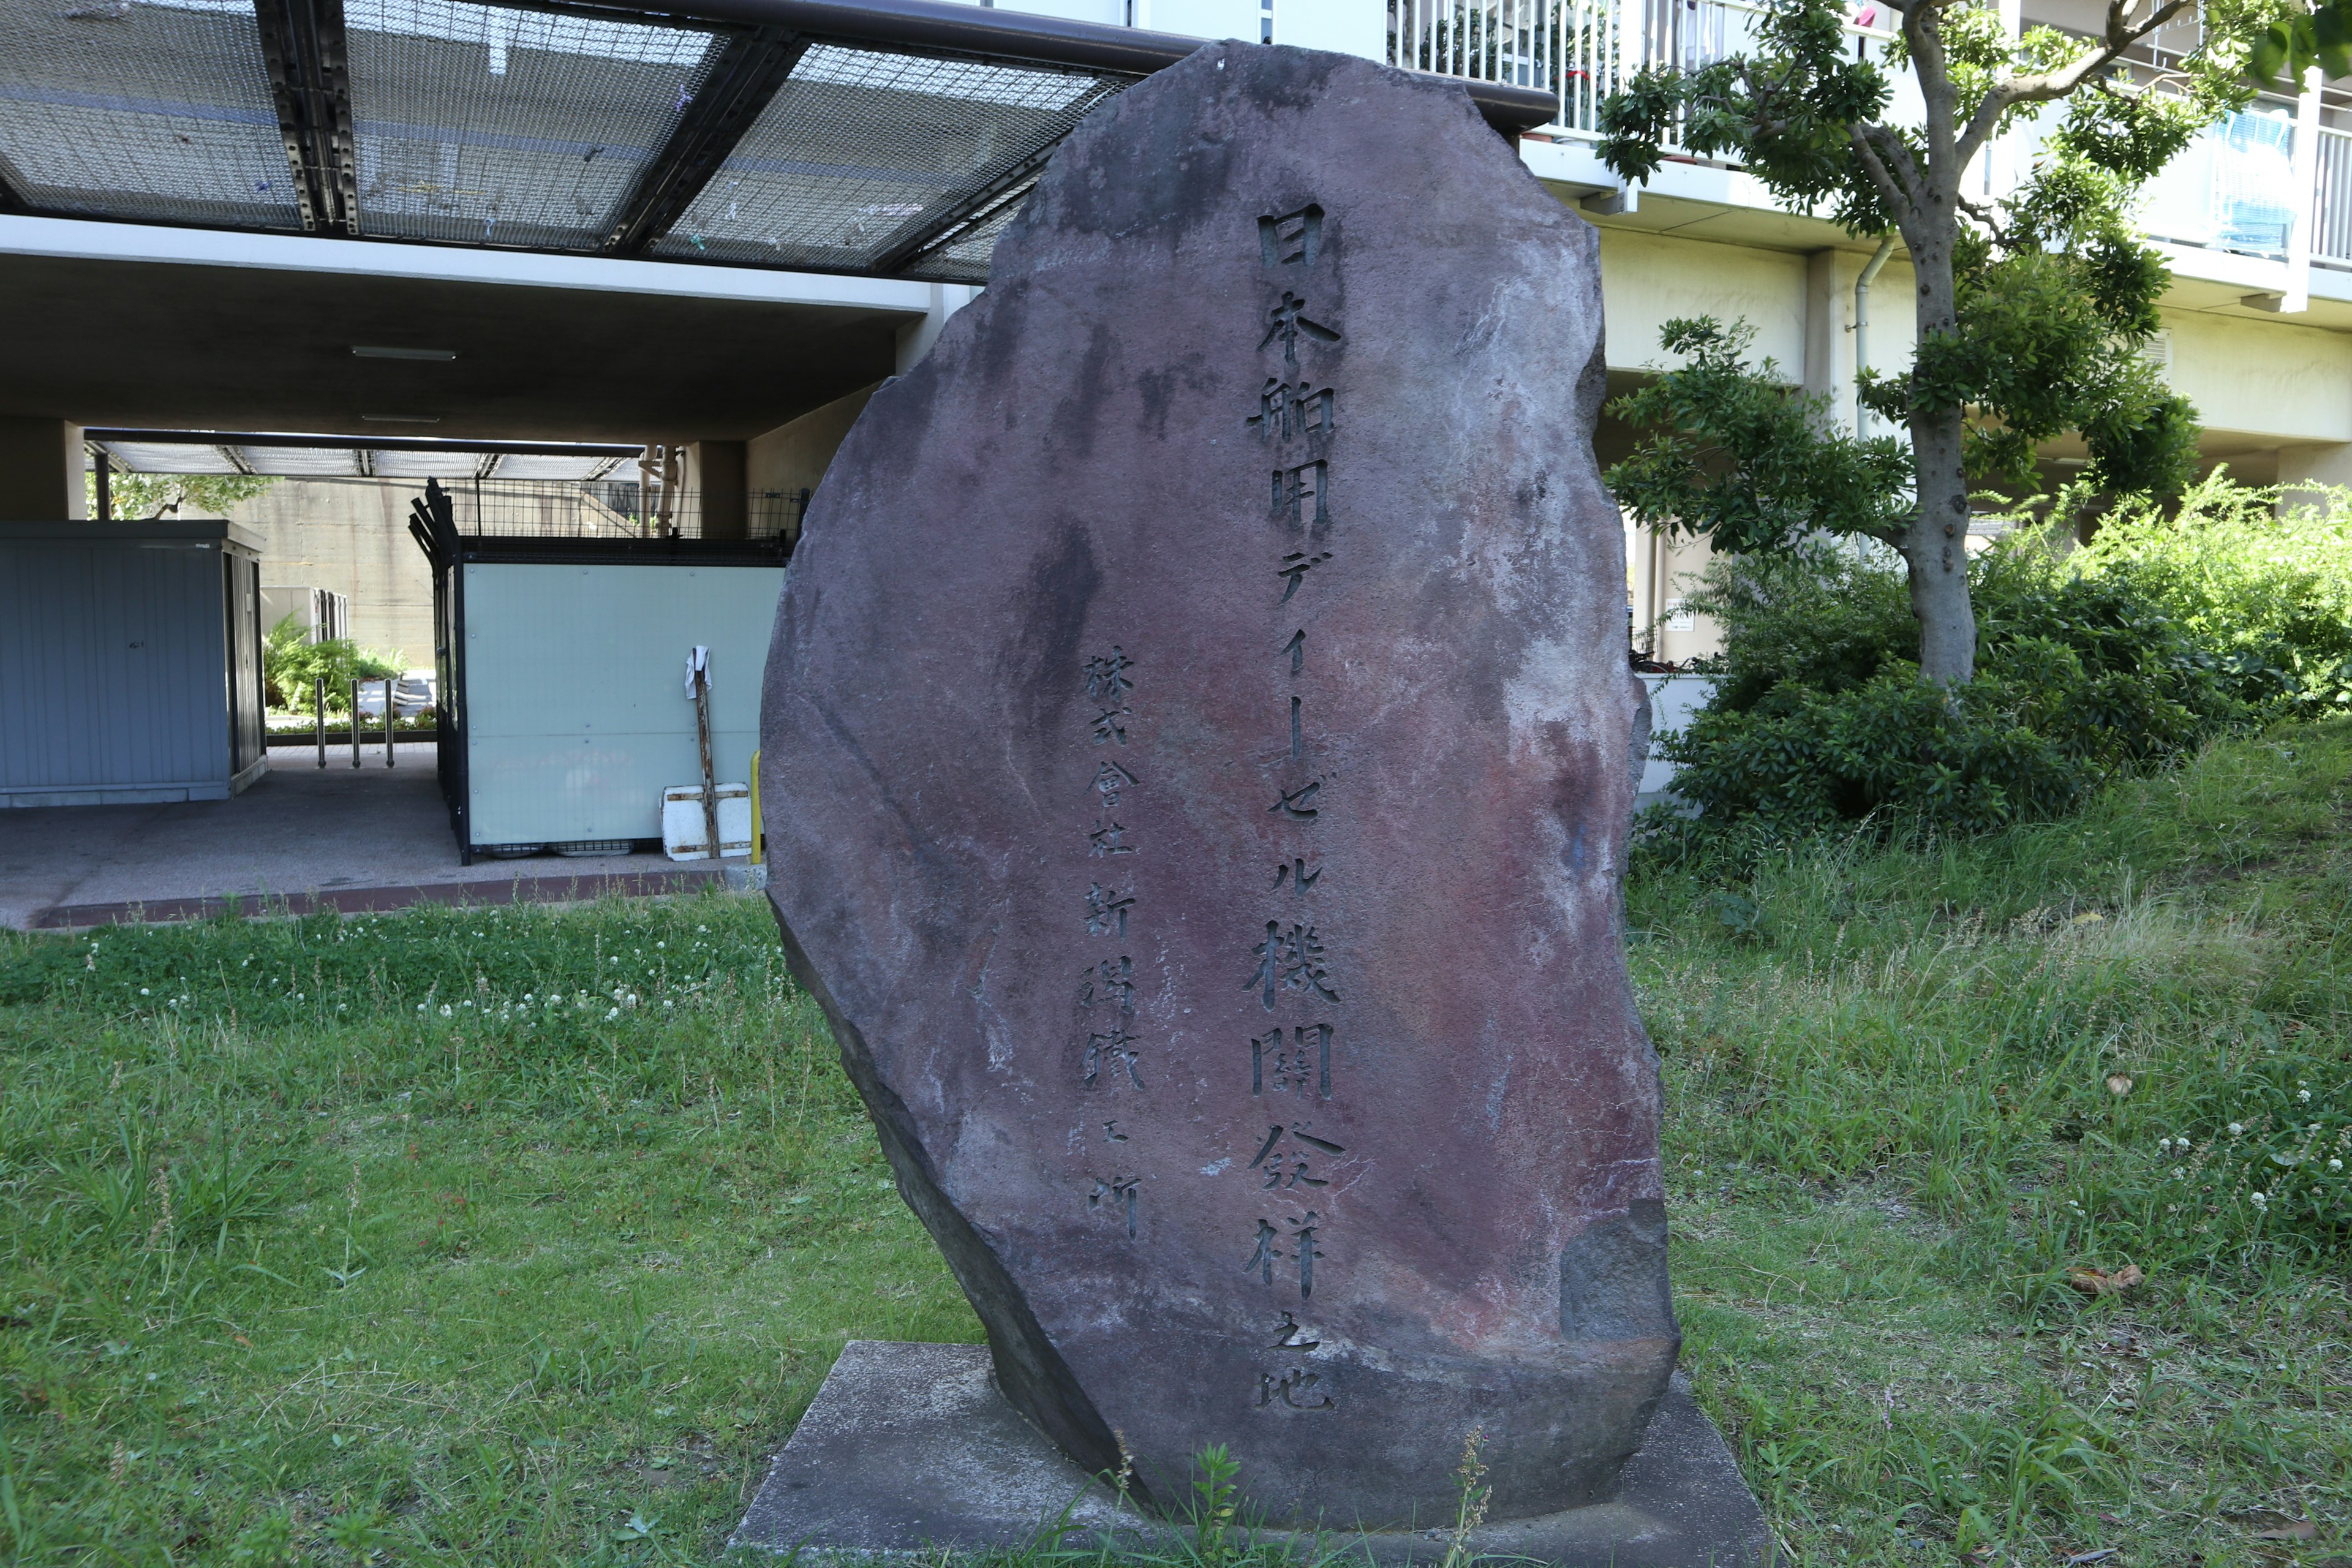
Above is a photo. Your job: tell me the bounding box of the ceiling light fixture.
[361,413,442,424]
[352,346,458,360]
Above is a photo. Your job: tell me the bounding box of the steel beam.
[603,25,811,254]
[252,0,360,235]
[85,429,644,458]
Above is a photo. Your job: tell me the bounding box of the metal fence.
[424,478,810,540]
[1386,0,1880,139]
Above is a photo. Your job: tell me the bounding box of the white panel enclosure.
[460,562,785,846]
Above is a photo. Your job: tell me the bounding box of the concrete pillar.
[1803,250,1860,434]
[895,284,981,374]
[2276,440,2352,508]
[0,417,87,521]
[747,385,883,546]
[688,440,748,540]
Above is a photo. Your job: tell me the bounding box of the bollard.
[315,677,326,769]
[350,679,361,768]
[384,677,396,768]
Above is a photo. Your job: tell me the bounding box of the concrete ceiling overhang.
[0,219,922,439]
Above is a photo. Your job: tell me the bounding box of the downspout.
[1853,234,1896,437]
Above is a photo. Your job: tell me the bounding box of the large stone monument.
[747,40,1761,1560]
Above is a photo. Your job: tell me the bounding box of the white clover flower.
[2229,1123,2245,1136]
[140,987,149,996]
[2251,1191,2269,1207]
[2159,1137,2174,1152]
[439,1005,452,1017]
[2332,1159,2345,1172]
[524,993,533,1002]
[626,993,638,1006]
[698,925,708,932]
[605,1007,620,1020]
[662,1000,674,1009]
[2172,1167,2187,1179]
[418,1003,428,1012]
[2299,1089,2313,1102]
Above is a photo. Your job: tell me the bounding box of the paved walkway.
[2,744,726,930]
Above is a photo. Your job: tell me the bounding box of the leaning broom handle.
[695,668,720,860]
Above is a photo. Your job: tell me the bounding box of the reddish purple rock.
[760,40,1676,1529]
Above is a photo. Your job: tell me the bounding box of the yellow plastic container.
[748,748,764,866]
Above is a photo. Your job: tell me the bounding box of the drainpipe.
[1853,234,1895,437]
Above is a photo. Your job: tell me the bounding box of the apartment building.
[0,0,2343,676]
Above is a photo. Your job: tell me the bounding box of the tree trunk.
[1901,221,1977,686]
[1905,401,1977,684]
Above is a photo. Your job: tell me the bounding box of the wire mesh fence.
[428,477,808,539]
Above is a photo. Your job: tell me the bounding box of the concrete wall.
[219,480,436,666]
[685,439,748,539]
[747,384,880,543]
[2163,307,2352,446]
[1589,228,1919,411]
[0,417,85,521]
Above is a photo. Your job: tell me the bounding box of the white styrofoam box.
[662,783,753,861]
[1638,673,1719,797]
[461,562,785,846]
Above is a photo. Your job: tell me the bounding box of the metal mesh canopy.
[492,451,622,478]
[1,0,1556,280]
[93,440,250,473]
[239,443,366,474]
[368,447,489,477]
[347,0,723,248]
[0,0,300,228]
[900,170,1035,280]
[651,44,1114,270]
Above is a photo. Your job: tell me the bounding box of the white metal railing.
[1386,0,1891,138]
[2312,123,2352,267]
[1385,0,1616,133]
[1393,0,2352,297]
[2137,102,2298,258]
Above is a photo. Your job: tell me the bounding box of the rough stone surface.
[760,40,1673,1529]
[733,1343,1769,1567]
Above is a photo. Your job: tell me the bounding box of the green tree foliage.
[1608,318,1915,554]
[263,616,402,717]
[2248,0,2352,85]
[2076,474,2352,711]
[1650,477,2352,837]
[86,470,277,519]
[1597,0,2282,684]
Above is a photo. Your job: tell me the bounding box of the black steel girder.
[252,0,360,235]
[602,24,810,255]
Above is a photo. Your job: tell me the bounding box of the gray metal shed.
[1,520,268,807]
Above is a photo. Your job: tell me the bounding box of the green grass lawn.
[2,722,2348,1567]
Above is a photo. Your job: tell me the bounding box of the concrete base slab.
[0,742,713,929]
[733,1342,1773,1567]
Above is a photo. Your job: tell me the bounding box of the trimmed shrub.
[1653,476,2352,843]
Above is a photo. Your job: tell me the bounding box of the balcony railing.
[2138,103,2297,258]
[1385,0,1889,139]
[1392,0,2352,296]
